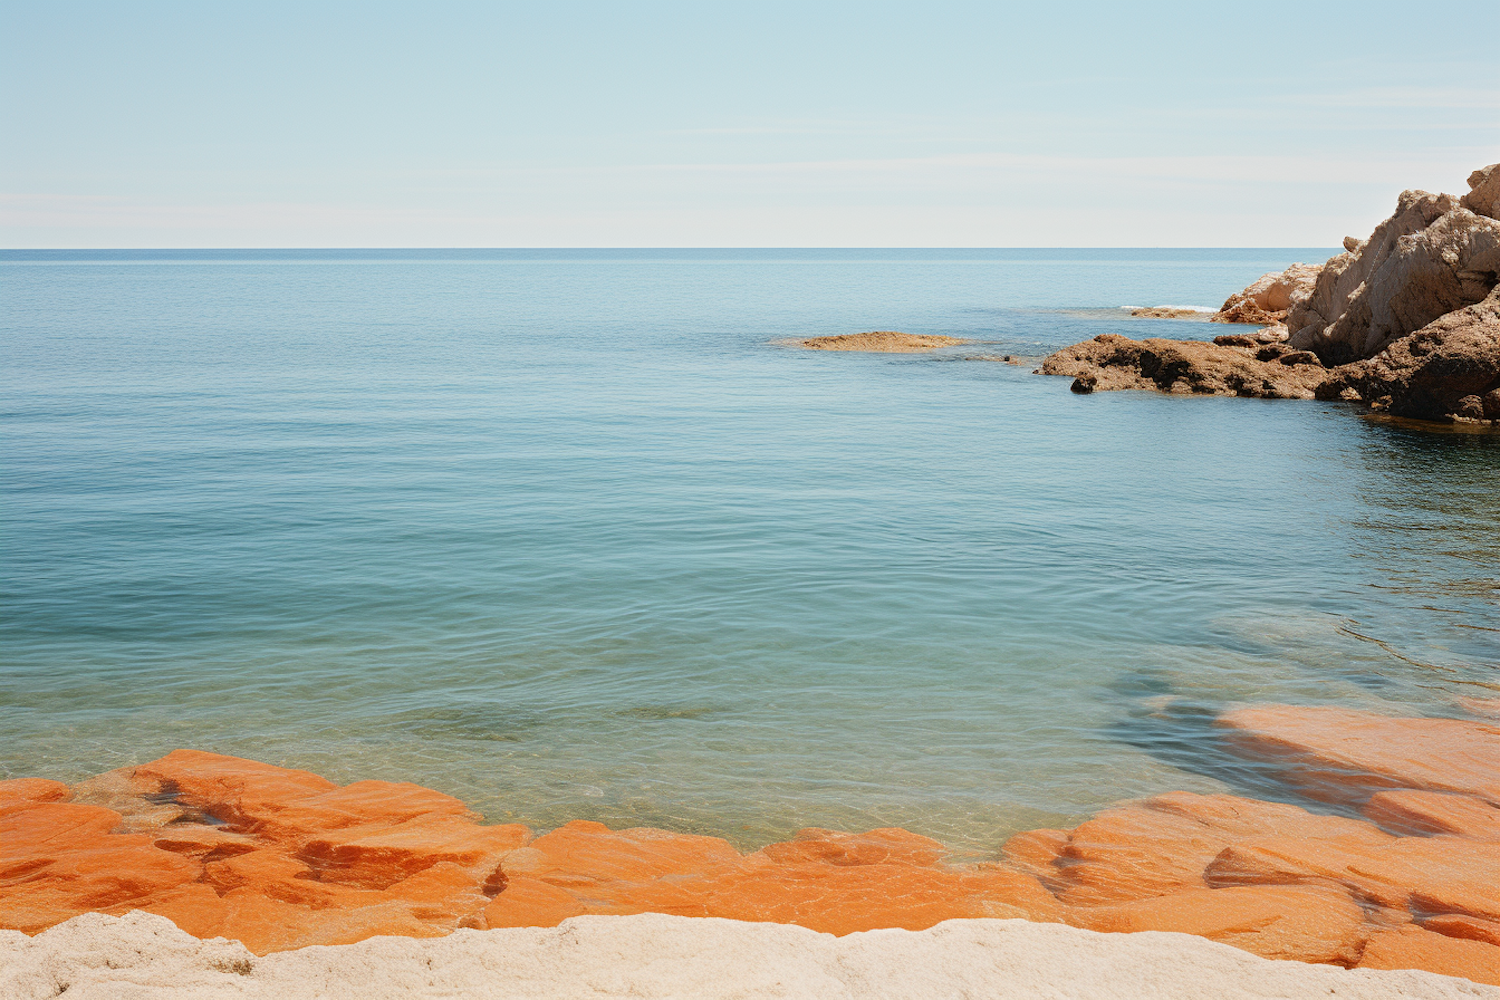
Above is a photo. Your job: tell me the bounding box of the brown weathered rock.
[1041,164,1500,426]
[1213,325,1289,348]
[1463,163,1500,220]
[1040,334,1325,399]
[1289,185,1500,365]
[1313,286,1500,423]
[1212,263,1321,325]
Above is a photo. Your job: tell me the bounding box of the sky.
[2,1,1497,247]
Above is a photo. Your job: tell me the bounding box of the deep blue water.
[2,249,1496,851]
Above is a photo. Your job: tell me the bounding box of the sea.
[2,248,1496,854]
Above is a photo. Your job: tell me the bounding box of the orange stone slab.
[0,778,70,817]
[149,824,260,861]
[508,820,742,890]
[300,814,530,889]
[1072,884,1368,966]
[130,749,338,822]
[483,874,587,928]
[1219,705,1500,805]
[1423,914,1500,949]
[688,857,1043,935]
[1049,791,1390,905]
[1364,789,1500,840]
[211,889,450,955]
[999,827,1069,877]
[1359,923,1500,986]
[760,827,948,868]
[0,805,200,933]
[1205,833,1500,921]
[5,743,1498,985]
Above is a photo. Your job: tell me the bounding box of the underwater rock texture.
[2,706,1498,984]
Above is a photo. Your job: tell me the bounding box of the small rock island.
[800,331,967,352]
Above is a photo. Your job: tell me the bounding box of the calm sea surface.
[2,249,1497,853]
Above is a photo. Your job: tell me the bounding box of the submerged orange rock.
[1218,704,1500,804]
[3,706,1499,985]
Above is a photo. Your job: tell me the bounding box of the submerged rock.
[799,331,966,352]
[1216,704,1500,805]
[1130,307,1210,320]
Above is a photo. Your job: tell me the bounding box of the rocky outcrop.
[1314,287,1500,422]
[1462,163,1500,219]
[1287,172,1500,366]
[1040,334,1325,399]
[799,332,966,352]
[4,706,1499,984]
[1212,263,1322,325]
[1042,163,1500,425]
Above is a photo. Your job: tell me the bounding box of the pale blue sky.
[3,1,1497,247]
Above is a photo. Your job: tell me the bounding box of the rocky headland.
[1045,164,1500,425]
[3,704,1497,986]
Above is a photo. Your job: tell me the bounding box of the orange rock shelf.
[3,705,1498,986]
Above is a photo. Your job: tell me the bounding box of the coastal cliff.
[1043,164,1500,425]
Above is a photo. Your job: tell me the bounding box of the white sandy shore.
[2,912,1494,1000]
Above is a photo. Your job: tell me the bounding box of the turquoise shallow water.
[2,249,1497,853]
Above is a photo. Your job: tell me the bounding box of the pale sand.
[799,331,967,352]
[2,911,1493,1000]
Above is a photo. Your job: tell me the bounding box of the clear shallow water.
[2,249,1497,854]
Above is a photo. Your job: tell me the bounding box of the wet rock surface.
[2,705,1497,984]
